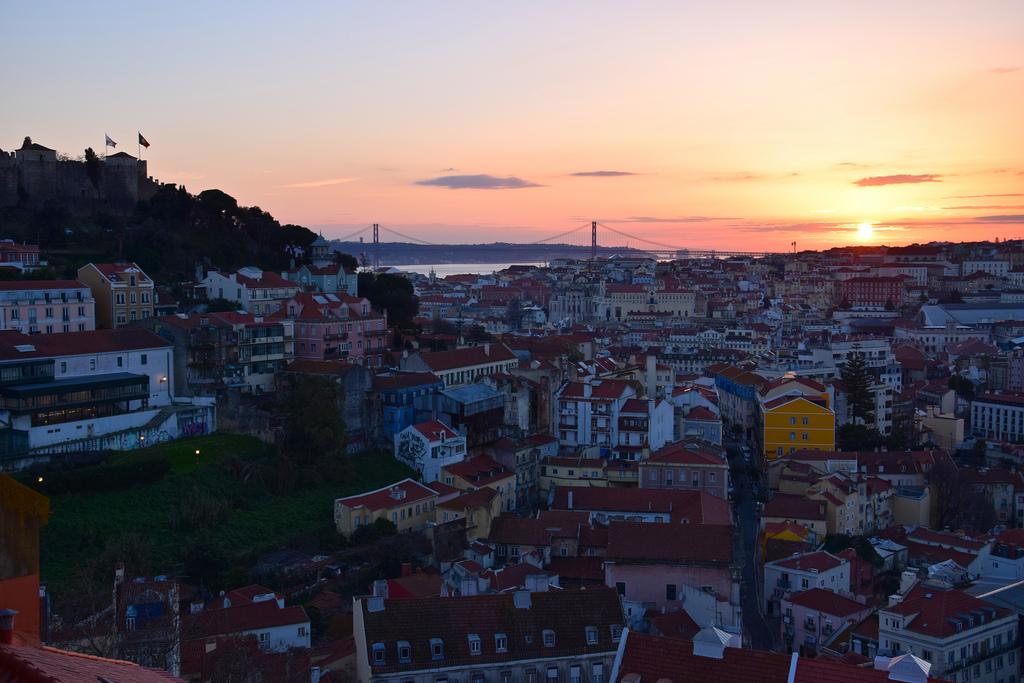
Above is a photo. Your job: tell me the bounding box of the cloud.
[976,215,1024,223]
[610,215,738,224]
[990,66,1021,75]
[570,170,637,177]
[440,167,458,172]
[942,205,1024,210]
[944,193,1024,199]
[284,177,359,189]
[854,174,941,187]
[414,174,543,189]
[710,171,800,182]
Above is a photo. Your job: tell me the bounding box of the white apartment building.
[763,550,850,616]
[201,266,300,316]
[971,393,1024,442]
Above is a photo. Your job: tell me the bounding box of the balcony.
[325,332,348,341]
[804,621,816,632]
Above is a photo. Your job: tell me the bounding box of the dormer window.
[372,642,386,665]
[585,626,598,645]
[469,633,481,655]
[495,633,508,652]
[397,640,411,663]
[611,624,623,642]
[542,629,556,647]
[430,638,444,660]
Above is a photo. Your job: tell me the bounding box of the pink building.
[640,438,730,499]
[781,588,873,655]
[0,280,96,334]
[276,292,388,366]
[603,521,740,629]
[0,239,40,268]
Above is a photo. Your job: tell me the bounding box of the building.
[0,328,215,466]
[394,420,467,483]
[488,434,557,510]
[836,276,909,308]
[613,398,674,461]
[143,312,295,395]
[334,478,439,536]
[760,395,835,460]
[781,588,873,655]
[549,486,732,525]
[610,629,941,683]
[639,439,730,499]
[0,475,47,642]
[555,378,643,454]
[877,581,1018,683]
[441,453,516,513]
[0,280,95,334]
[353,586,624,683]
[113,569,181,674]
[0,239,40,269]
[604,521,739,631]
[200,267,301,316]
[282,262,358,295]
[971,393,1024,441]
[400,343,519,388]
[77,262,155,328]
[276,292,388,366]
[764,550,850,615]
[370,371,444,444]
[539,455,608,494]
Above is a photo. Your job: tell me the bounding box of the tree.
[840,348,875,425]
[358,272,418,327]
[949,374,975,401]
[837,423,885,451]
[351,518,397,545]
[930,457,997,531]
[84,147,101,194]
[205,297,242,313]
[334,251,359,271]
[277,375,351,487]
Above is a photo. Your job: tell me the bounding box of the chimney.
[567,490,573,509]
[513,590,532,609]
[526,574,550,593]
[372,579,389,598]
[874,654,931,683]
[691,626,735,659]
[114,562,126,586]
[0,610,16,645]
[401,562,413,577]
[366,596,385,613]
[310,666,321,683]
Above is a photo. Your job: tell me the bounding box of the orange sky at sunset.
[2,1,1022,250]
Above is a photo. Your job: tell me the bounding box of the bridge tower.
[591,221,597,262]
[372,223,380,271]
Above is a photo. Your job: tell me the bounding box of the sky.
[2,1,1022,251]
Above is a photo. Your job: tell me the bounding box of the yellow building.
[538,455,607,495]
[77,262,155,328]
[435,487,503,541]
[333,478,437,536]
[761,395,835,460]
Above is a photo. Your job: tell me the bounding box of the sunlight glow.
[857,222,875,241]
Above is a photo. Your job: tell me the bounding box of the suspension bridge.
[331,221,781,269]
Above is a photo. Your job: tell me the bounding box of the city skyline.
[3,1,1022,249]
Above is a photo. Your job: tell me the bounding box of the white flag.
[105,134,117,148]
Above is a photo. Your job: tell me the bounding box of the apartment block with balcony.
[763,550,849,616]
[0,280,95,334]
[555,379,636,455]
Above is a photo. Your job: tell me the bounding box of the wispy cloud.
[609,215,738,224]
[976,214,1024,223]
[945,193,1024,199]
[710,171,799,182]
[284,177,359,189]
[942,205,1024,210]
[854,174,941,187]
[990,66,1021,75]
[570,170,637,177]
[415,174,543,190]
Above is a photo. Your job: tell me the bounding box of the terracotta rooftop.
[335,478,437,511]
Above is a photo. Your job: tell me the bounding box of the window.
[468,633,481,655]
[258,632,269,644]
[547,667,559,681]
[585,626,598,645]
[708,472,716,483]
[494,633,508,652]
[592,663,605,683]
[430,638,444,660]
[141,353,148,365]
[570,665,582,683]
[611,624,623,642]
[298,626,307,637]
[790,417,797,425]
[372,642,386,664]
[542,629,556,647]
[116,293,126,304]
[59,361,67,373]
[117,356,123,368]
[790,432,796,441]
[666,584,677,601]
[130,292,137,305]
[89,359,96,371]
[802,416,809,425]
[802,433,809,441]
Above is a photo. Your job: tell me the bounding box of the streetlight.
[36,476,43,484]
[195,449,201,458]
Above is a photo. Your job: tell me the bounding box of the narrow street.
[727,438,777,651]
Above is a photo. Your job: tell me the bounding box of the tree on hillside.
[277,375,351,488]
[84,147,101,193]
[358,272,419,327]
[334,251,359,271]
[930,457,996,531]
[837,423,884,451]
[840,348,875,425]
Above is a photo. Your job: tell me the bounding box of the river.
[390,262,546,277]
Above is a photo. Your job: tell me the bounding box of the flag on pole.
[105,134,117,148]
[138,133,150,148]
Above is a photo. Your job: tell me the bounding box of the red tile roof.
[441,454,512,486]
[0,327,171,360]
[358,587,623,674]
[883,583,1010,638]
[336,478,437,511]
[648,440,726,467]
[772,550,845,573]
[187,599,309,640]
[0,279,88,291]
[606,521,733,564]
[416,343,516,371]
[411,420,458,441]
[762,493,827,521]
[560,379,636,400]
[372,372,443,390]
[0,642,183,682]
[786,588,870,617]
[550,486,732,524]
[91,262,151,282]
[685,406,719,421]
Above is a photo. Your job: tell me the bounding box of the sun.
[857,222,874,241]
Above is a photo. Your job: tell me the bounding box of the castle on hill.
[0,137,159,212]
